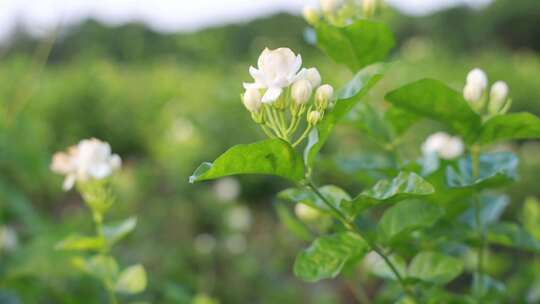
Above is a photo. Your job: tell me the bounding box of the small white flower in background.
[227,205,252,231]
[213,177,241,202]
[422,132,464,160]
[194,233,216,255]
[291,79,313,105]
[315,84,334,109]
[320,0,345,14]
[0,226,18,252]
[489,80,509,114]
[304,67,322,88]
[303,6,320,25]
[225,234,247,255]
[242,88,262,112]
[295,203,320,222]
[51,138,121,191]
[243,48,304,104]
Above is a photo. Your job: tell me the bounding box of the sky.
[0,0,491,42]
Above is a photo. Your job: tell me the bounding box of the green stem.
[106,286,118,304]
[471,145,486,299]
[292,125,313,147]
[260,124,277,138]
[306,181,413,298]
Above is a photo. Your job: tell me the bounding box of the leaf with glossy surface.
[446,152,518,189]
[476,112,540,145]
[385,79,482,142]
[305,63,388,167]
[71,255,119,281]
[384,106,420,136]
[353,102,394,144]
[115,264,147,294]
[460,194,509,229]
[104,217,137,246]
[190,139,305,183]
[408,251,463,285]
[294,232,369,282]
[377,200,443,243]
[316,19,395,72]
[363,251,406,281]
[55,235,104,251]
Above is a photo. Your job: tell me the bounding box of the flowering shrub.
[191,2,540,302]
[52,138,146,304]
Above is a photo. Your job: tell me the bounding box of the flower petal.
[262,87,283,104]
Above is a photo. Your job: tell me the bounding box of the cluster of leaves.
[191,14,540,303]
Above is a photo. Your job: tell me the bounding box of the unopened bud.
[488,81,509,114]
[242,88,262,112]
[295,203,320,222]
[315,84,333,109]
[463,82,485,113]
[363,0,377,17]
[304,67,322,88]
[303,6,320,25]
[292,79,313,105]
[466,68,488,90]
[307,110,321,125]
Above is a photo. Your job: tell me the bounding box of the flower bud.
[315,84,333,109]
[295,203,320,222]
[363,0,377,17]
[291,79,313,105]
[307,110,321,125]
[303,6,320,25]
[466,68,488,90]
[304,67,322,88]
[242,88,262,112]
[489,81,509,114]
[320,0,345,14]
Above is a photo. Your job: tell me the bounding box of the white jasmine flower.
[243,48,304,104]
[466,68,488,90]
[320,0,345,14]
[291,79,313,105]
[213,177,241,202]
[194,233,216,255]
[315,84,333,109]
[51,138,121,190]
[225,234,247,255]
[295,203,320,222]
[227,206,252,232]
[307,110,322,125]
[489,81,509,113]
[463,82,484,103]
[304,67,322,88]
[421,132,464,160]
[242,88,262,112]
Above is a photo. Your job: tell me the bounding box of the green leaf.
[104,217,137,246]
[487,222,540,252]
[363,252,406,281]
[385,79,482,142]
[55,235,104,251]
[305,63,388,167]
[476,112,540,145]
[345,172,435,214]
[274,203,312,241]
[384,106,420,136]
[460,194,509,229]
[71,255,119,281]
[472,273,505,299]
[294,232,369,282]
[115,264,147,294]
[190,139,305,183]
[446,152,518,189]
[315,19,395,72]
[278,185,351,213]
[353,102,394,144]
[377,200,443,243]
[408,251,463,285]
[523,197,540,240]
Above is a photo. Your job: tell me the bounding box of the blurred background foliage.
[0,0,539,303]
